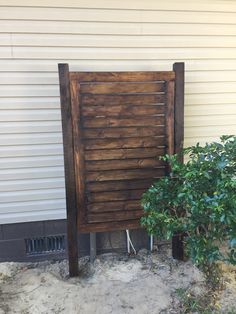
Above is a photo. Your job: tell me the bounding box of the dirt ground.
[0,246,235,314]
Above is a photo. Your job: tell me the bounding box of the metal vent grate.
[25,235,65,255]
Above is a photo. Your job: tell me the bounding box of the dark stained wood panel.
[86,168,165,182]
[88,210,143,223]
[87,189,145,203]
[84,137,165,150]
[87,179,156,193]
[78,219,140,233]
[83,126,165,139]
[85,147,165,161]
[80,82,165,94]
[173,63,185,160]
[86,158,165,171]
[59,65,185,276]
[58,64,79,277]
[81,94,165,106]
[88,200,142,213]
[82,104,165,117]
[166,80,175,156]
[70,71,175,82]
[172,63,185,260]
[70,80,87,227]
[83,116,164,128]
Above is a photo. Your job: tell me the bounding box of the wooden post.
[172,62,185,260]
[173,62,184,161]
[172,233,185,260]
[58,64,79,276]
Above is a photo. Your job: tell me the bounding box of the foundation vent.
[25,235,65,255]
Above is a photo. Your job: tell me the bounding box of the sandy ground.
[0,247,235,314]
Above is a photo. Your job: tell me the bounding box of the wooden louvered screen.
[58,63,184,276]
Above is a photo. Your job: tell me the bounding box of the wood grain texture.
[70,79,87,227]
[88,209,143,223]
[81,94,165,106]
[173,62,185,161]
[60,69,181,250]
[173,62,185,261]
[166,80,175,156]
[58,63,78,277]
[87,179,155,192]
[84,137,165,150]
[82,104,165,117]
[85,147,165,161]
[78,219,141,233]
[86,158,165,171]
[70,71,175,82]
[86,168,165,182]
[80,82,165,94]
[83,126,165,139]
[88,200,142,213]
[82,116,164,128]
[87,189,145,202]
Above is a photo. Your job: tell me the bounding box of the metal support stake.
[90,232,96,262]
[126,230,136,255]
[149,235,154,252]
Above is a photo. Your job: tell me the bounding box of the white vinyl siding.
[0,0,236,224]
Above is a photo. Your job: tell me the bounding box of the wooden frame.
[58,63,185,276]
[172,63,185,260]
[58,64,79,276]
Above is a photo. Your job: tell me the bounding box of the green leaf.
[141,134,236,279]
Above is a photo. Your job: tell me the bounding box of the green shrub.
[141,135,236,282]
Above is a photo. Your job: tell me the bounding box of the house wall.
[0,0,236,225]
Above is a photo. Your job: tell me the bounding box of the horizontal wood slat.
[84,137,165,150]
[83,126,165,139]
[82,104,165,117]
[78,220,141,233]
[86,168,165,182]
[87,200,142,213]
[87,179,155,192]
[85,147,165,161]
[70,71,175,82]
[87,189,145,202]
[86,158,165,171]
[82,116,164,128]
[88,210,143,223]
[80,82,165,94]
[81,94,166,106]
